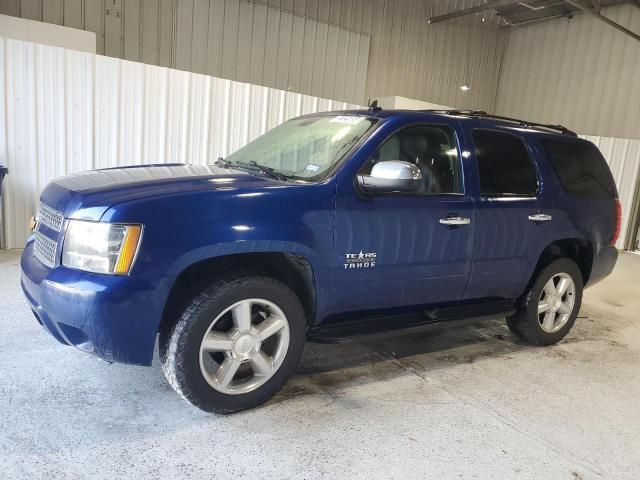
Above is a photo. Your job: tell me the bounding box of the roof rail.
[427,109,487,116]
[425,110,577,136]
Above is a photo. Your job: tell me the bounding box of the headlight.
[62,220,142,275]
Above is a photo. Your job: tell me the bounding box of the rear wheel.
[160,275,306,413]
[507,258,583,345]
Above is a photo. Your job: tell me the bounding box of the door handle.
[439,216,471,226]
[528,213,552,222]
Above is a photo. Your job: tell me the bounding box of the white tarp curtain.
[0,37,361,248]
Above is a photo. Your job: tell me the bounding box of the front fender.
[100,183,336,330]
[164,240,322,279]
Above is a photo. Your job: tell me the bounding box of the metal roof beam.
[509,13,569,26]
[564,0,640,41]
[427,0,524,23]
[497,0,566,13]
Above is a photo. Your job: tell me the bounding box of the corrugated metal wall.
[497,4,640,139]
[363,0,508,112]
[498,4,640,249]
[0,0,509,110]
[0,0,371,104]
[0,37,361,248]
[581,135,640,249]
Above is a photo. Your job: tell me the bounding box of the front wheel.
[160,275,307,414]
[507,258,584,346]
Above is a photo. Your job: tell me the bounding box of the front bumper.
[21,240,166,365]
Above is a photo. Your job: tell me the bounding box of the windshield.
[223,114,377,180]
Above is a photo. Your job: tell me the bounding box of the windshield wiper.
[215,157,290,181]
[232,160,289,181]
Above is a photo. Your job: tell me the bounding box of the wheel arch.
[525,238,593,296]
[158,251,318,340]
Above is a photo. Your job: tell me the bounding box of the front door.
[333,121,475,313]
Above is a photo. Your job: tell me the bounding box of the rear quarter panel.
[527,135,618,287]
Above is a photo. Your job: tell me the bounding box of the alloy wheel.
[537,273,576,333]
[198,298,290,395]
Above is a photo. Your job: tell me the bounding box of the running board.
[308,301,516,343]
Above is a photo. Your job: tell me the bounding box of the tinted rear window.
[542,139,617,198]
[473,130,538,196]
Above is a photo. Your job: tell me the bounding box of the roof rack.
[426,110,577,136]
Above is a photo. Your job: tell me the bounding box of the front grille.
[37,202,64,232]
[33,231,57,268]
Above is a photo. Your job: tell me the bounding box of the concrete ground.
[1,250,639,480]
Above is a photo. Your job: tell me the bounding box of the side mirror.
[357,160,422,194]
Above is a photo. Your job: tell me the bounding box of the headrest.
[402,132,429,161]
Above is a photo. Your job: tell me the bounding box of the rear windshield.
[542,139,617,199]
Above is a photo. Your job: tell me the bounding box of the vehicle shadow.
[271,312,605,405]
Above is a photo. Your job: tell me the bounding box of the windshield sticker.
[330,115,365,125]
[305,164,320,172]
[344,251,377,269]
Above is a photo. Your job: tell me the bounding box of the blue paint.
[21,110,619,366]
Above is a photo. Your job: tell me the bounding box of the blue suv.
[21,109,620,413]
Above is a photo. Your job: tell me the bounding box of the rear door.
[463,127,551,300]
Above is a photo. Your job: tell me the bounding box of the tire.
[160,275,307,414]
[507,258,583,346]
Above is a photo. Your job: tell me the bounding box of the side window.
[473,130,538,197]
[362,125,463,194]
[541,138,617,199]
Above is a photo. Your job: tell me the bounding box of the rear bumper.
[20,240,167,365]
[587,245,618,288]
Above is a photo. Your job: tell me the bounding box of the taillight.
[611,199,622,246]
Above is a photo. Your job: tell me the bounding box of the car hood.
[39,163,284,220]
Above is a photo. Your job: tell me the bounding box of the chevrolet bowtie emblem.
[29,216,38,232]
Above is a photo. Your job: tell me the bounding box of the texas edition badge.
[344,251,376,269]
